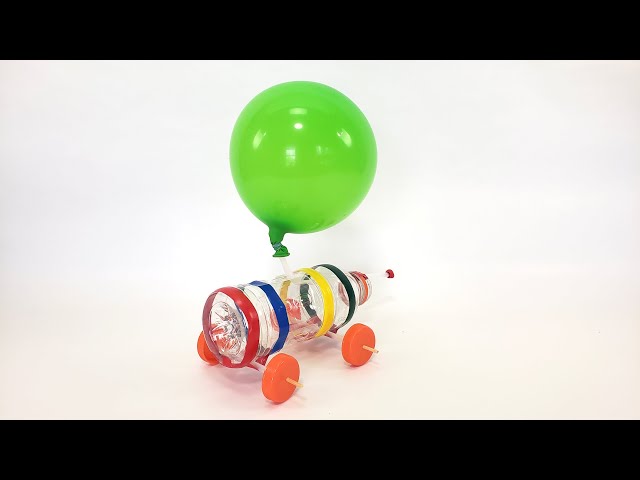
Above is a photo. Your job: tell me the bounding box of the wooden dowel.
[286,377,303,388]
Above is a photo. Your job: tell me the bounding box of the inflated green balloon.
[229,81,377,257]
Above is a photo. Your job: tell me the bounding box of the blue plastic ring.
[250,280,290,355]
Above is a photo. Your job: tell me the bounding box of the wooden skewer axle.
[286,377,303,388]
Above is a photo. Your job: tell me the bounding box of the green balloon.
[229,81,377,256]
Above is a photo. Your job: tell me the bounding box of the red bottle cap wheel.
[262,353,300,403]
[341,323,376,367]
[197,331,219,366]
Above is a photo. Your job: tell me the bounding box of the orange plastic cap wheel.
[262,353,300,403]
[197,331,219,366]
[342,323,376,367]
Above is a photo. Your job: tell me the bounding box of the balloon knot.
[272,242,290,258]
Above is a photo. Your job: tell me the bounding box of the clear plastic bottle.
[202,266,383,369]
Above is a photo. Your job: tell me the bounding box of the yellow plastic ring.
[297,268,335,337]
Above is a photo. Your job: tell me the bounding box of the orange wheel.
[197,331,219,366]
[261,353,300,403]
[341,323,376,367]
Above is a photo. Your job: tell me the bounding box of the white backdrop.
[1,60,639,419]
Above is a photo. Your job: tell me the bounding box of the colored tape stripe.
[279,279,291,300]
[250,280,289,355]
[297,267,335,337]
[281,279,317,319]
[201,286,260,369]
[315,264,356,331]
[299,283,318,318]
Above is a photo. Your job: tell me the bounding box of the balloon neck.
[271,242,290,258]
[269,228,290,257]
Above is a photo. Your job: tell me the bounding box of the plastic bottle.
[201,266,385,368]
[198,265,393,403]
